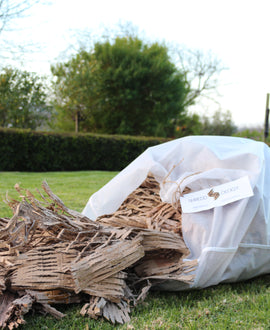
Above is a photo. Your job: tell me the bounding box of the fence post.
[264,93,270,142]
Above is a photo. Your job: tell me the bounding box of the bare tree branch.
[175,47,229,108]
[0,0,50,63]
[0,0,39,32]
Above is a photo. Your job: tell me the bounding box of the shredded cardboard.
[0,174,196,328]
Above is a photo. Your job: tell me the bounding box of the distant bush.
[0,128,168,171]
[234,128,264,141]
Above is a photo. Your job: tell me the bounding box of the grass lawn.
[0,171,118,218]
[1,171,270,329]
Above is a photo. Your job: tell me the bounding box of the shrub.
[0,128,168,171]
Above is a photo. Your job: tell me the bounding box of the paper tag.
[180,176,253,213]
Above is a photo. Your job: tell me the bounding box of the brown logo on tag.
[208,188,220,200]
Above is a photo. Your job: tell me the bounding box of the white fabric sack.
[82,136,270,289]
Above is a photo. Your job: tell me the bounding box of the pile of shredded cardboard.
[0,174,196,328]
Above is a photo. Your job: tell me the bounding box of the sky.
[2,0,270,128]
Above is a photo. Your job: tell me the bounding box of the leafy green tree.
[51,50,98,133]
[72,23,227,115]
[0,67,51,129]
[51,37,190,136]
[174,113,202,137]
[200,110,237,136]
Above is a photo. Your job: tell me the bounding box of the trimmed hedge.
[0,128,169,172]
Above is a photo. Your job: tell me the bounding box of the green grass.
[1,171,270,329]
[0,171,118,218]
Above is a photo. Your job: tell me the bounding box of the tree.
[0,67,51,129]
[175,47,227,108]
[70,23,227,112]
[51,37,190,136]
[60,23,229,136]
[51,50,99,133]
[174,113,203,138]
[200,110,237,136]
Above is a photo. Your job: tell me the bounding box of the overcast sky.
[3,0,270,128]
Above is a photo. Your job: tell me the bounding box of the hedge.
[0,128,169,172]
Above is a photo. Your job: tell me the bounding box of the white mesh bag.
[82,136,270,289]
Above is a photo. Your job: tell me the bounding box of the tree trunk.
[75,110,79,133]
